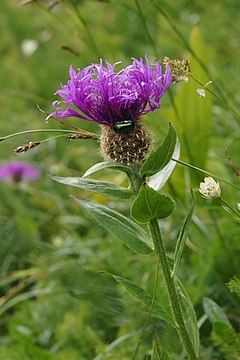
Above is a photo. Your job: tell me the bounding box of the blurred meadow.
[0,0,240,359]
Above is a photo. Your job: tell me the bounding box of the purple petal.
[48,57,172,127]
[0,162,39,181]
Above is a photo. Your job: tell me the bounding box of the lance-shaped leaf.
[152,335,171,360]
[140,123,177,178]
[148,136,180,191]
[212,321,240,357]
[83,161,133,178]
[74,198,153,254]
[52,176,133,199]
[175,277,200,355]
[99,271,174,326]
[172,190,196,276]
[131,184,175,223]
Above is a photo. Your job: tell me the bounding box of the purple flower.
[48,57,172,126]
[0,162,39,183]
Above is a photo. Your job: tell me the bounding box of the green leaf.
[131,184,175,223]
[203,297,231,325]
[152,336,171,360]
[167,27,212,171]
[83,161,133,178]
[140,123,177,178]
[74,198,153,255]
[99,272,174,326]
[175,277,200,355]
[212,321,240,359]
[148,137,180,191]
[52,176,133,199]
[227,275,240,297]
[172,190,196,276]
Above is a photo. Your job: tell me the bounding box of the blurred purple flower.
[0,162,39,183]
[48,57,172,126]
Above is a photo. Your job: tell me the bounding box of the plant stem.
[149,218,198,360]
[219,197,240,219]
[172,158,240,191]
[128,164,142,194]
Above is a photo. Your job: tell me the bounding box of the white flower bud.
[196,88,206,97]
[237,203,240,211]
[199,177,221,199]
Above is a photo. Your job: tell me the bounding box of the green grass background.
[0,0,239,359]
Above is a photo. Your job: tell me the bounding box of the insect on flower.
[113,119,135,133]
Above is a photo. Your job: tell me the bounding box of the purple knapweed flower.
[48,57,172,126]
[0,162,39,183]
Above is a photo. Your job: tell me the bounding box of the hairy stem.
[128,164,143,194]
[149,218,198,360]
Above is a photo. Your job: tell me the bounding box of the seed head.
[13,141,40,154]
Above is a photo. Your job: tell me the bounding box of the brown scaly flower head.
[47,57,172,165]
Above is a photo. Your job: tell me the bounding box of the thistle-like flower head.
[48,57,172,126]
[0,162,39,183]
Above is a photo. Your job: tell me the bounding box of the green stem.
[0,129,80,142]
[134,0,158,56]
[128,164,142,194]
[172,158,240,191]
[149,218,198,360]
[64,0,100,58]
[219,197,240,219]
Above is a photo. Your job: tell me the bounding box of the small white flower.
[237,203,240,211]
[199,177,221,199]
[21,39,38,57]
[196,88,206,97]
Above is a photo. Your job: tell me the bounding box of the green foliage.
[74,198,154,254]
[227,275,240,297]
[83,161,133,178]
[175,278,200,355]
[100,271,174,326]
[167,27,212,172]
[212,322,240,360]
[0,0,240,358]
[203,297,230,325]
[203,298,240,359]
[131,184,175,223]
[140,123,177,178]
[52,175,134,199]
[147,136,180,191]
[172,190,196,275]
[152,335,171,360]
[0,345,53,360]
